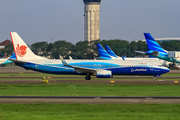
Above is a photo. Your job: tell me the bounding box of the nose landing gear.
[153,75,161,80]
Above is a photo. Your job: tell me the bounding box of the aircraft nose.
[164,68,170,73]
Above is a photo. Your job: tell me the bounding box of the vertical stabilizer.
[105,45,118,58]
[9,53,16,60]
[10,32,46,61]
[97,44,112,60]
[144,33,167,53]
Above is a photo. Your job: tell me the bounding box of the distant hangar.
[141,38,180,42]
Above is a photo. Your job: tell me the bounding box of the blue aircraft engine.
[96,70,112,78]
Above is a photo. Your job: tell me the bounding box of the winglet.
[60,56,69,66]
[121,56,125,60]
[69,56,73,60]
[135,51,146,54]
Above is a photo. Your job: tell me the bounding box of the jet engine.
[96,70,112,78]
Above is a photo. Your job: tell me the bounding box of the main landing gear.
[85,74,91,80]
[85,76,91,80]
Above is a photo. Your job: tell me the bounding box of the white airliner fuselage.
[10,32,170,80]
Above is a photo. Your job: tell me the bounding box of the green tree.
[100,39,130,57]
[4,43,14,57]
[71,41,90,59]
[160,41,180,51]
[52,40,74,59]
[31,42,48,56]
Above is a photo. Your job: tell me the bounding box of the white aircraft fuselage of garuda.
[10,32,170,80]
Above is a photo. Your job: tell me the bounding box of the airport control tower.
[83,0,102,42]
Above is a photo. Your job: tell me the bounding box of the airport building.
[142,38,180,42]
[83,0,102,42]
[0,39,11,49]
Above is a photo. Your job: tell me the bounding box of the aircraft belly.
[16,62,169,76]
[107,67,166,75]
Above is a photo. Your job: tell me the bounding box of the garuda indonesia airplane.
[97,44,123,60]
[135,33,180,68]
[97,43,162,63]
[9,32,169,80]
[0,53,16,65]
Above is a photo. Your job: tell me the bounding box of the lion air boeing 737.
[9,32,169,80]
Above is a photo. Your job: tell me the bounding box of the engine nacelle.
[96,70,113,78]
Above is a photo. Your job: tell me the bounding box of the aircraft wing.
[73,67,96,74]
[60,56,96,74]
[9,59,27,64]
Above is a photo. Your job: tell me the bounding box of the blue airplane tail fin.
[97,44,112,60]
[105,45,118,58]
[144,33,167,53]
[121,56,125,60]
[1,53,16,65]
[9,53,16,60]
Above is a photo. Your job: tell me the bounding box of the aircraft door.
[94,64,97,69]
[150,64,154,71]
[35,64,39,69]
[98,64,101,69]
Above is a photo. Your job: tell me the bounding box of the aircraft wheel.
[85,76,91,80]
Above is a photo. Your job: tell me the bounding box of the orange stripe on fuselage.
[10,32,18,60]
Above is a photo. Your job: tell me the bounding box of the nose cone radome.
[163,67,170,74]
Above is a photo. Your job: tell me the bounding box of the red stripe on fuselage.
[10,32,18,60]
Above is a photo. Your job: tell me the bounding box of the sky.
[0,0,180,45]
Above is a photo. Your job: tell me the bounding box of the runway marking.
[0,96,180,104]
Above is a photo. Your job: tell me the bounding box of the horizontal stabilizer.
[9,59,26,64]
[135,51,146,54]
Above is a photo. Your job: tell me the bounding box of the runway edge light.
[174,81,179,84]
[111,81,115,83]
[43,80,48,84]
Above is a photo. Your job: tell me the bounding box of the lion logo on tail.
[16,44,27,57]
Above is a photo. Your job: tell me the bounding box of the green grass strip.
[0,104,180,120]
[0,84,180,96]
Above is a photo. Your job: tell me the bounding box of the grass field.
[0,84,180,96]
[0,73,180,119]
[0,104,180,120]
[0,73,180,96]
